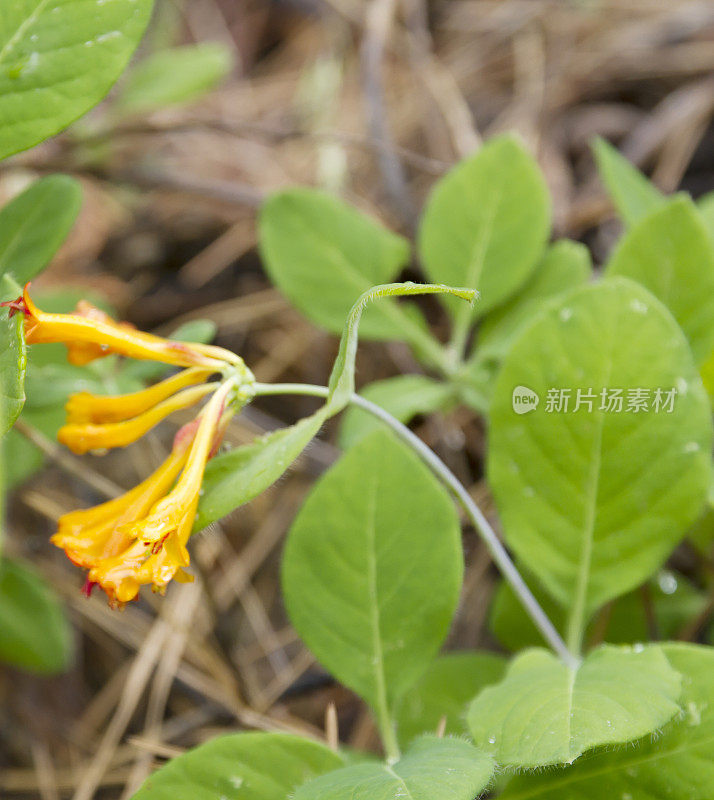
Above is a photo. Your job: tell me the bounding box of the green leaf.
[0,294,26,435]
[488,279,712,650]
[0,175,82,283]
[499,644,714,799]
[339,375,453,449]
[282,429,463,717]
[259,188,414,340]
[476,240,592,362]
[418,135,550,323]
[294,736,494,800]
[117,43,233,114]
[0,557,72,674]
[132,732,344,800]
[591,137,665,226]
[195,411,326,531]
[468,645,682,769]
[0,0,153,160]
[605,195,714,363]
[395,652,506,747]
[326,282,474,416]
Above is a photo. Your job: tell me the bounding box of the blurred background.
[3,1,714,797]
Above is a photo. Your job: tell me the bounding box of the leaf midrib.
[454,185,503,331]
[384,765,416,800]
[566,315,616,651]
[0,0,52,65]
[365,470,390,721]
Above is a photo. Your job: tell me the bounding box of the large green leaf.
[488,279,712,650]
[0,175,82,282]
[0,557,73,674]
[0,281,26,434]
[418,135,550,325]
[605,196,714,363]
[294,737,494,800]
[468,645,682,769]
[476,240,592,362]
[132,732,344,800]
[259,188,416,340]
[499,644,714,799]
[282,429,463,717]
[339,375,453,449]
[195,411,326,531]
[0,0,153,160]
[117,43,233,114]
[395,651,506,747]
[591,137,665,227]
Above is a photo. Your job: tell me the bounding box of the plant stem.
[447,311,473,370]
[253,382,579,669]
[376,701,401,763]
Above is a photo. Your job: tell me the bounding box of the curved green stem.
[253,382,579,669]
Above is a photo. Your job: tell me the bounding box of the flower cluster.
[3,285,254,606]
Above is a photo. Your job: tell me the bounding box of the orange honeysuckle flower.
[52,383,236,605]
[52,445,190,571]
[6,280,256,606]
[65,366,215,424]
[3,284,242,370]
[120,380,234,545]
[58,382,218,454]
[86,494,199,605]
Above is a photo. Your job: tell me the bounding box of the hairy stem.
[253,382,579,668]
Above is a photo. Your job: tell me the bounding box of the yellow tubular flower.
[65,367,215,424]
[121,380,234,545]
[69,394,233,605]
[51,447,189,572]
[6,278,255,607]
[8,284,242,370]
[58,383,218,455]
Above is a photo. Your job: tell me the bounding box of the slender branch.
[253,382,579,668]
